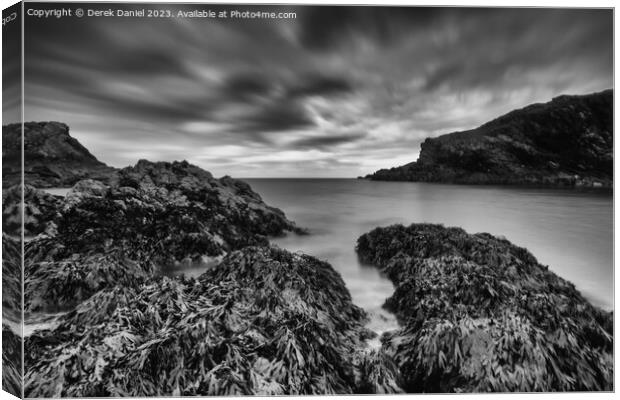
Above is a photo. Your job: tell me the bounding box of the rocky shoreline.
[2,121,613,394]
[6,159,403,396]
[9,175,613,394]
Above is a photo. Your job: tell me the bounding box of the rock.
[356,223,613,392]
[2,235,24,396]
[24,247,400,396]
[2,325,22,397]
[24,160,304,313]
[2,121,117,188]
[366,90,612,188]
[118,159,214,189]
[2,235,22,321]
[25,250,153,313]
[3,184,61,237]
[64,179,110,208]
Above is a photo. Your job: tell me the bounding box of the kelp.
[3,184,61,236]
[2,228,23,397]
[356,223,613,392]
[23,160,305,312]
[2,326,22,397]
[2,234,22,320]
[25,250,153,312]
[25,247,401,396]
[26,161,302,265]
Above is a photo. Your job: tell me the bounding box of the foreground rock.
[22,159,304,312]
[2,325,22,397]
[2,121,117,188]
[25,247,400,396]
[365,90,612,187]
[2,235,23,396]
[356,223,613,392]
[20,158,402,395]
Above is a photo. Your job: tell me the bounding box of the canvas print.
[1,2,614,397]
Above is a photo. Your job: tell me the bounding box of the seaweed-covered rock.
[3,235,23,328]
[25,247,400,396]
[2,235,24,397]
[356,223,613,392]
[119,160,305,238]
[25,250,153,312]
[24,160,304,311]
[2,325,22,397]
[35,160,303,261]
[3,184,61,236]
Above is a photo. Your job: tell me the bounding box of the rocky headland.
[2,122,117,188]
[365,90,612,187]
[356,224,613,392]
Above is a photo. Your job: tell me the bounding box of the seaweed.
[2,234,22,320]
[25,250,152,312]
[23,160,305,313]
[356,223,613,392]
[3,184,61,236]
[2,326,22,397]
[25,247,401,396]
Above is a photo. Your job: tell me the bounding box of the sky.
[14,4,613,177]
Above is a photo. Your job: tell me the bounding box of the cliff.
[2,121,117,188]
[365,90,613,187]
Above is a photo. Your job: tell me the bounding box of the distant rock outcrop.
[2,121,117,188]
[365,90,613,187]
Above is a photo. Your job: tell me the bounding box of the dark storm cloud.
[236,100,313,133]
[21,3,613,177]
[287,75,353,98]
[297,6,445,51]
[417,9,613,92]
[291,132,367,149]
[223,72,273,100]
[213,72,353,134]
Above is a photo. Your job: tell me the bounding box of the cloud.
[287,75,353,98]
[291,132,367,149]
[19,4,613,177]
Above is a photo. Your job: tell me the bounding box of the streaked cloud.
[17,4,612,177]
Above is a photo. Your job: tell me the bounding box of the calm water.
[245,179,614,316]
